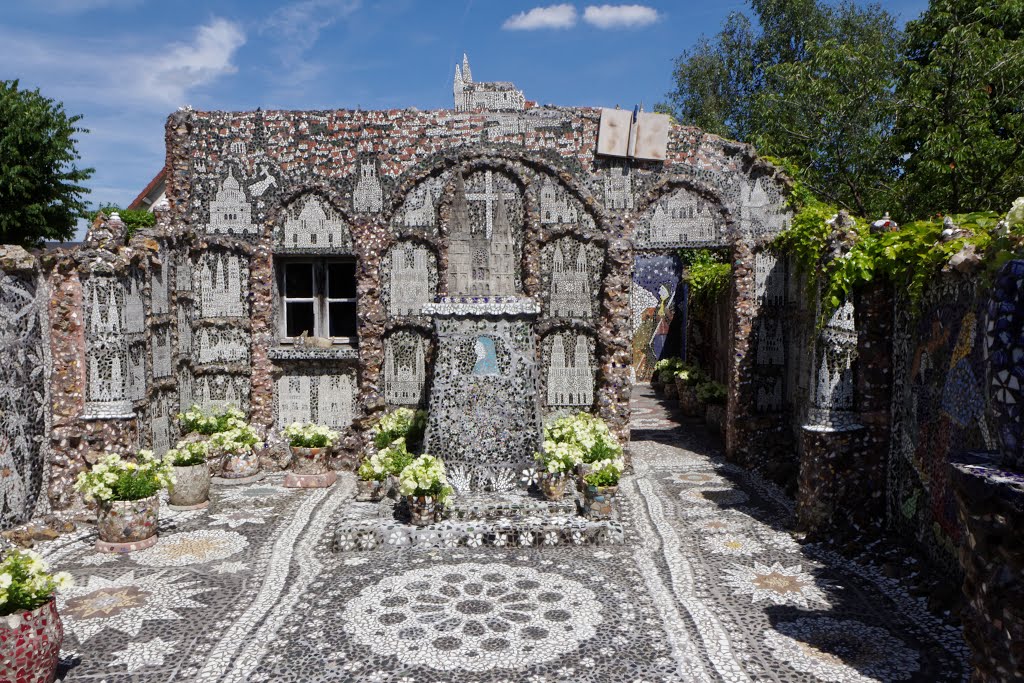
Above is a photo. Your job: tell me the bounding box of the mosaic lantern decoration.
[986,259,1024,470]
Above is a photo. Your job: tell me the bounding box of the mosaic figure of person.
[472,336,499,376]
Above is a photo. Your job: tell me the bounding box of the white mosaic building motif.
[176,304,193,355]
[448,171,519,296]
[546,333,594,407]
[548,240,591,319]
[150,267,169,315]
[646,191,719,245]
[84,277,135,415]
[281,195,352,251]
[453,53,526,113]
[740,177,789,238]
[196,327,249,364]
[175,254,193,293]
[197,253,248,318]
[754,252,785,306]
[149,393,171,456]
[276,372,355,429]
[386,243,433,316]
[399,176,443,229]
[192,374,248,412]
[352,159,383,213]
[208,169,258,236]
[809,301,857,425]
[756,318,785,366]
[540,177,579,224]
[602,166,633,210]
[756,376,784,412]
[384,333,426,405]
[151,327,172,378]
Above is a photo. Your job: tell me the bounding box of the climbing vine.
[767,157,1024,321]
[680,249,731,307]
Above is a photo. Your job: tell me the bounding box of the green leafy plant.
[543,412,623,464]
[370,408,427,450]
[534,440,584,474]
[358,437,415,482]
[87,205,156,240]
[177,404,247,436]
[696,380,727,405]
[165,439,211,467]
[0,550,73,616]
[584,458,624,487]
[398,454,453,503]
[74,451,175,504]
[654,357,686,384]
[674,363,705,386]
[282,422,339,448]
[208,423,262,455]
[682,249,732,306]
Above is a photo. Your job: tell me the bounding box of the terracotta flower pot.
[406,495,438,526]
[289,446,328,475]
[539,472,569,501]
[168,463,210,509]
[96,495,159,552]
[356,478,387,502]
[584,484,618,520]
[0,599,63,683]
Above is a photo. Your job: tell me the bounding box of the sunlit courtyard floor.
[45,386,969,682]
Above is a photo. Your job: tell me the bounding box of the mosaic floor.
[42,387,969,682]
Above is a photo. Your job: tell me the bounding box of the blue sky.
[3,0,929,225]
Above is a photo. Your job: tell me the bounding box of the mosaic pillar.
[951,453,1024,683]
[422,297,542,492]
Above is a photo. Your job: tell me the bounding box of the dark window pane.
[284,262,314,298]
[329,301,357,337]
[327,261,357,298]
[286,302,315,337]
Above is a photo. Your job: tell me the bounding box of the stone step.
[333,515,623,551]
[442,491,578,521]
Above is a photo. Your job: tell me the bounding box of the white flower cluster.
[208,423,262,455]
[543,412,623,463]
[534,440,584,474]
[0,549,73,618]
[282,422,339,448]
[73,451,175,504]
[1006,196,1024,229]
[397,454,453,503]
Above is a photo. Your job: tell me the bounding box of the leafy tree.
[896,0,1024,218]
[0,80,92,247]
[753,4,902,216]
[661,1,901,217]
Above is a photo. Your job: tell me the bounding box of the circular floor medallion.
[342,561,602,671]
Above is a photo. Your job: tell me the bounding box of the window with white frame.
[277,259,357,342]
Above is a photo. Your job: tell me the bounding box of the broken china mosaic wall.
[11,103,798,517]
[0,261,49,527]
[889,276,995,571]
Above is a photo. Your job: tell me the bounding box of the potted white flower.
[542,412,623,491]
[582,457,624,520]
[209,422,264,483]
[177,404,263,482]
[0,549,73,683]
[74,451,174,552]
[282,422,339,488]
[369,407,427,450]
[533,440,583,501]
[164,439,212,510]
[356,437,414,501]
[397,454,453,526]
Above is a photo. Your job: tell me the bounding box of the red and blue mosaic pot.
[584,484,618,520]
[0,599,63,683]
[97,494,159,544]
[539,472,570,501]
[986,259,1024,470]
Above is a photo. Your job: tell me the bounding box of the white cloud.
[502,4,577,30]
[141,19,246,106]
[583,4,660,29]
[261,0,361,86]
